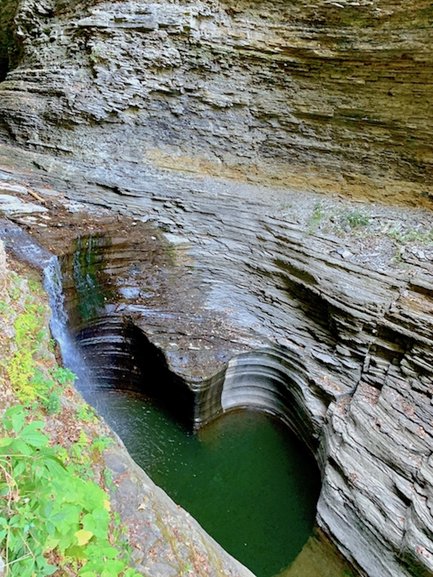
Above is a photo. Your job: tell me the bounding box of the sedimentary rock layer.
[0,0,432,574]
[0,0,432,204]
[1,147,432,577]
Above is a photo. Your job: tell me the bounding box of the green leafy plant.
[388,227,433,245]
[8,276,23,302]
[0,406,141,577]
[4,296,74,411]
[6,348,36,402]
[42,391,62,415]
[51,366,76,386]
[308,202,325,233]
[14,303,46,347]
[5,300,47,403]
[340,209,370,229]
[1,258,142,577]
[76,403,98,423]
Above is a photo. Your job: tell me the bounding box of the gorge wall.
[0,0,432,205]
[0,2,433,577]
[1,148,433,577]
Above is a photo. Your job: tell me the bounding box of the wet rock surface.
[0,142,432,577]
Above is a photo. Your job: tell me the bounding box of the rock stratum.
[0,0,433,204]
[0,2,433,577]
[1,144,432,577]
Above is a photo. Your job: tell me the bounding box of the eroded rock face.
[0,1,432,576]
[0,0,20,80]
[0,147,432,577]
[0,0,432,204]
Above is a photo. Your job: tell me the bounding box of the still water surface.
[87,389,320,577]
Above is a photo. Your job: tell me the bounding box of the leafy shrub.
[0,406,141,577]
[340,210,370,229]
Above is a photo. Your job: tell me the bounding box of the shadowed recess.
[0,0,21,82]
[76,316,195,427]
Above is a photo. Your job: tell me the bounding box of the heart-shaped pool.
[52,232,321,576]
[88,388,321,577]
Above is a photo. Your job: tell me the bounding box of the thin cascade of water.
[43,256,91,388]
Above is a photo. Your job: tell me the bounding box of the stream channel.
[44,232,321,577]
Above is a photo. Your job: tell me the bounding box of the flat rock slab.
[0,193,48,214]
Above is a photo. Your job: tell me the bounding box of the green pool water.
[87,389,321,577]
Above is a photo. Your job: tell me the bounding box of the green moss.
[72,236,112,322]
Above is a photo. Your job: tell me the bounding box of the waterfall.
[43,256,91,389]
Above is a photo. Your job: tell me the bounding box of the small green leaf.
[44,535,60,550]
[101,560,126,576]
[12,557,35,577]
[13,460,26,477]
[43,457,66,477]
[11,439,33,456]
[82,510,109,539]
[3,406,26,433]
[26,432,49,448]
[21,422,48,448]
[65,544,88,560]
[0,485,9,497]
[124,570,143,577]
[0,437,13,448]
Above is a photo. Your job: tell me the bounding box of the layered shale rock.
[1,150,432,577]
[0,1,433,576]
[0,0,432,204]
